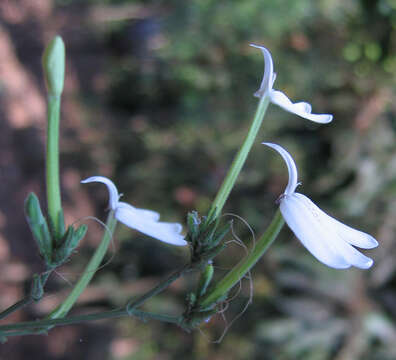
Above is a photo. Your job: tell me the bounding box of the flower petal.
[81,176,119,210]
[289,194,374,269]
[118,202,161,221]
[293,193,378,249]
[115,206,187,246]
[270,90,333,124]
[280,194,351,269]
[250,44,274,97]
[262,143,298,195]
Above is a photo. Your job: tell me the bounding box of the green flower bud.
[24,192,53,264]
[30,274,44,302]
[42,35,65,96]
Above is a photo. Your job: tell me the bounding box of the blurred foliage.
[1,0,396,359]
[58,0,396,358]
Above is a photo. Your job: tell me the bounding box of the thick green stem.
[46,95,62,237]
[199,210,284,308]
[208,96,270,219]
[48,211,117,319]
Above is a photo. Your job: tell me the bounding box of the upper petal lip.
[251,44,333,124]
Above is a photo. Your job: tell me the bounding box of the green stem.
[126,264,190,312]
[199,210,284,308]
[48,211,117,319]
[0,298,32,321]
[46,94,62,237]
[0,263,190,336]
[0,271,51,320]
[208,96,270,220]
[0,308,181,335]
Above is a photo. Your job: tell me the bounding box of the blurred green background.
[0,0,395,359]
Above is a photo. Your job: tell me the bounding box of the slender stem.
[207,96,270,219]
[0,298,32,321]
[0,308,181,335]
[48,211,117,319]
[46,94,62,237]
[0,271,52,320]
[199,210,284,308]
[126,264,190,312]
[0,263,190,335]
[0,328,49,339]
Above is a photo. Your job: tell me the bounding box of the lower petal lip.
[115,207,187,246]
[270,90,333,124]
[280,193,375,269]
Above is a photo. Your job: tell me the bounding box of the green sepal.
[24,193,53,264]
[67,224,88,256]
[187,211,200,244]
[199,217,220,247]
[30,274,44,302]
[47,209,66,244]
[185,309,217,329]
[53,224,87,266]
[186,292,197,308]
[56,209,66,245]
[53,226,74,265]
[210,221,231,248]
[197,293,228,311]
[203,207,217,229]
[197,264,214,298]
[47,215,57,242]
[201,243,227,263]
[73,224,88,248]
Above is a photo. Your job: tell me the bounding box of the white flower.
[251,44,333,124]
[81,176,187,246]
[263,143,378,269]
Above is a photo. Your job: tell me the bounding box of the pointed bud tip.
[24,192,42,220]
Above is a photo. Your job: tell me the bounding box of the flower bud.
[30,274,44,302]
[24,192,53,264]
[42,36,65,96]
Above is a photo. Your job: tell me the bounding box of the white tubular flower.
[251,44,333,124]
[263,143,378,269]
[81,176,187,246]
